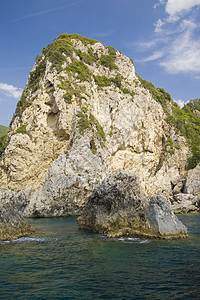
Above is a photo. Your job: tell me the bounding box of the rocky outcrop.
[0,34,199,217]
[0,189,34,241]
[171,193,199,213]
[184,163,200,197]
[24,123,109,217]
[170,163,200,213]
[77,170,188,239]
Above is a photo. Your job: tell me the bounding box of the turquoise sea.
[0,214,200,299]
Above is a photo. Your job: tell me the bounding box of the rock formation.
[77,170,188,239]
[0,189,34,241]
[0,33,199,217]
[171,163,200,213]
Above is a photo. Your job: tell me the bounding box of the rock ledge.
[77,170,188,239]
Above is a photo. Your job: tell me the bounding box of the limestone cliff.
[0,34,199,216]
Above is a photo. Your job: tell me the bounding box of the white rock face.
[0,36,194,216]
[184,163,200,196]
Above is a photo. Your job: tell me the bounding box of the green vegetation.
[13,125,28,135]
[94,75,112,87]
[10,34,119,124]
[100,54,118,70]
[57,33,98,45]
[121,87,135,97]
[58,78,85,100]
[10,91,31,126]
[76,49,98,65]
[94,75,122,88]
[0,135,10,156]
[78,109,105,143]
[89,113,106,141]
[7,33,199,169]
[63,92,73,104]
[138,74,200,169]
[110,75,122,88]
[166,138,175,155]
[28,59,46,92]
[175,99,200,170]
[64,61,93,82]
[98,45,118,70]
[0,124,29,156]
[0,125,8,138]
[138,75,172,113]
[42,39,74,71]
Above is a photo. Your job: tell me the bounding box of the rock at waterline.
[77,170,188,239]
[0,189,34,241]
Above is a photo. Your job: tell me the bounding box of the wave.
[117,237,150,244]
[0,237,45,246]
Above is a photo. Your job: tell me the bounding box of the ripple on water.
[0,215,199,300]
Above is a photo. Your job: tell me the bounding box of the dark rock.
[77,170,188,239]
[0,189,34,241]
[171,178,185,194]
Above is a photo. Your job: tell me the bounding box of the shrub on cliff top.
[57,33,98,45]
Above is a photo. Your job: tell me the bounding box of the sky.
[0,0,200,126]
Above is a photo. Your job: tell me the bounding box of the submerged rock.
[77,170,188,239]
[0,189,34,241]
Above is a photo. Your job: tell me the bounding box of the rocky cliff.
[0,34,199,217]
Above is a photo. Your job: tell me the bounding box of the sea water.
[0,214,199,299]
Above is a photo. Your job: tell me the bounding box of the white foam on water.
[118,237,139,242]
[139,240,150,244]
[0,237,45,246]
[13,237,45,243]
[117,237,150,244]
[0,240,11,246]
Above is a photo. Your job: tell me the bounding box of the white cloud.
[134,38,167,52]
[180,19,197,31]
[154,19,165,33]
[137,51,164,62]
[166,0,200,17]
[0,83,22,99]
[135,0,200,76]
[159,24,200,74]
[176,99,185,108]
[154,0,165,9]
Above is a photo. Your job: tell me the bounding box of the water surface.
[0,214,199,299]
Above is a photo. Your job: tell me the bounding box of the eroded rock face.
[0,189,34,241]
[184,163,200,197]
[0,35,196,216]
[169,164,200,213]
[77,170,188,239]
[171,193,199,213]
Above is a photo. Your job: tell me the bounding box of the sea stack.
[0,33,199,220]
[77,170,188,239]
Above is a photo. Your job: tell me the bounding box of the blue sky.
[0,0,200,126]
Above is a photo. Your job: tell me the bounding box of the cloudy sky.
[0,0,200,126]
